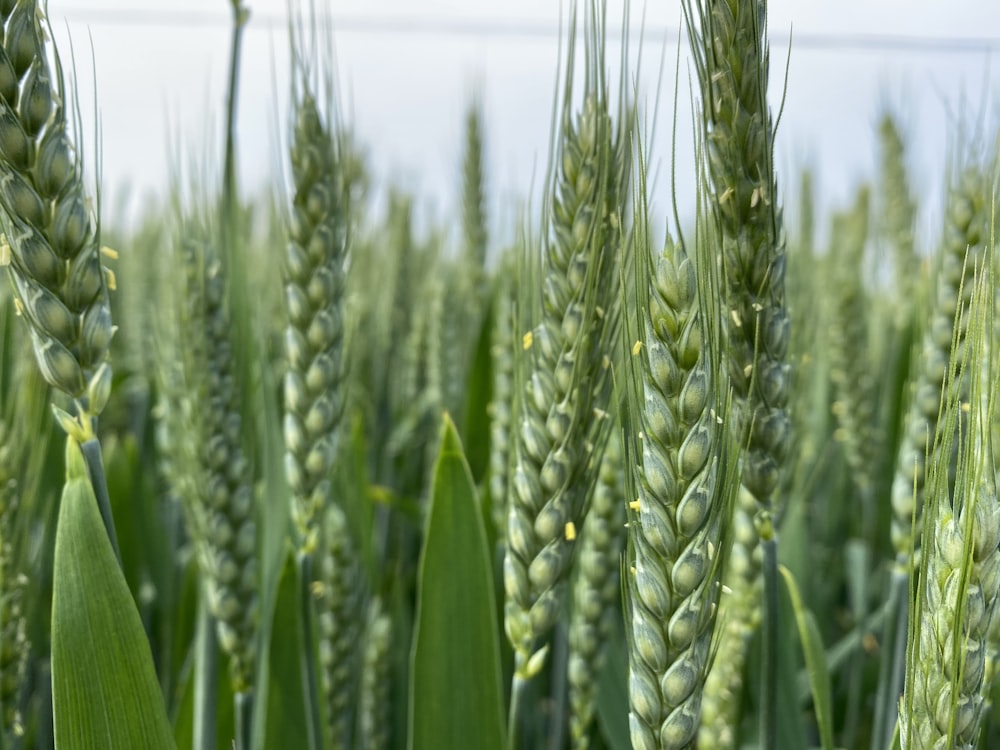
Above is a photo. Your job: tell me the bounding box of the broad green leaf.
[51,436,175,750]
[780,565,835,750]
[409,415,505,750]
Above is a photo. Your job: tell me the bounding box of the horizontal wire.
[53,8,1000,54]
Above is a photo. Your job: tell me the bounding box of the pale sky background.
[46,1,1000,251]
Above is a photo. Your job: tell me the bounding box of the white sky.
[46,1,1000,250]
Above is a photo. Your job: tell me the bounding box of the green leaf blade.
[409,415,505,750]
[51,437,176,750]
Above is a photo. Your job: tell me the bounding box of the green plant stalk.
[548,623,568,750]
[887,571,909,747]
[761,535,779,750]
[235,691,252,750]
[80,437,120,565]
[507,675,527,750]
[223,0,248,238]
[194,591,219,750]
[297,551,323,750]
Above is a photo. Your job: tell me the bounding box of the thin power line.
[54,8,1000,54]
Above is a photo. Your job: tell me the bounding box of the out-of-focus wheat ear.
[285,87,349,557]
[198,245,258,694]
[358,596,392,750]
[488,266,515,540]
[504,24,628,682]
[0,420,26,742]
[828,187,879,506]
[877,112,918,323]
[899,253,997,750]
[462,100,489,284]
[568,425,625,749]
[317,504,365,750]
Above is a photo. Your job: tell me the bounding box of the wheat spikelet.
[828,187,878,499]
[625,223,733,749]
[358,596,392,750]
[503,9,627,673]
[900,260,997,749]
[0,420,25,741]
[877,113,918,321]
[0,0,113,423]
[159,237,258,694]
[285,87,348,555]
[890,169,987,568]
[317,504,365,750]
[489,270,515,539]
[683,3,790,740]
[568,426,625,748]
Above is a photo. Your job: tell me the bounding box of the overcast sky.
[47,1,1000,249]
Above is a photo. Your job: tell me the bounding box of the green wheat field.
[0,0,995,749]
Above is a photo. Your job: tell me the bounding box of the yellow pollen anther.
[100,245,120,260]
[105,268,117,291]
[564,521,576,541]
[522,331,533,350]
[629,498,641,511]
[632,339,643,355]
